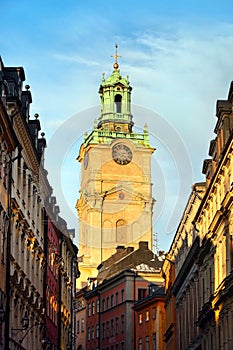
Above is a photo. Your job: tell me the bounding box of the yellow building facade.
[76,51,155,287]
[196,82,233,349]
[163,81,233,350]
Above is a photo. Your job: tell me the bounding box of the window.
[121,289,124,302]
[81,319,84,332]
[103,299,105,311]
[92,301,95,315]
[116,317,119,335]
[114,94,122,113]
[116,220,126,242]
[116,345,118,350]
[88,303,91,317]
[210,266,213,295]
[111,319,114,336]
[106,321,110,338]
[146,336,149,350]
[152,307,156,320]
[202,278,205,303]
[152,333,156,350]
[138,288,147,300]
[102,323,105,340]
[139,313,143,324]
[96,299,100,313]
[96,324,100,338]
[92,326,95,339]
[111,294,114,307]
[121,314,125,333]
[87,327,91,341]
[77,320,80,334]
[139,338,142,350]
[116,292,119,305]
[107,296,109,309]
[121,342,125,350]
[145,310,149,322]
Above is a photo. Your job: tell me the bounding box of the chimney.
[116,246,125,253]
[126,247,134,254]
[139,241,149,250]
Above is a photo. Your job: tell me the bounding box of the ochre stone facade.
[77,60,154,286]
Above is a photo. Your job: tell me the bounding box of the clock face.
[84,152,89,169]
[112,143,133,165]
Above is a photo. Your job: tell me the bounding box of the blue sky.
[1,1,233,251]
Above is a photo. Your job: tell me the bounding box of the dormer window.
[1,82,7,107]
[114,94,122,113]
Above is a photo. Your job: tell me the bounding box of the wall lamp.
[11,311,29,336]
[11,311,41,346]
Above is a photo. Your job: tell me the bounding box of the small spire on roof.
[144,123,148,133]
[111,43,122,70]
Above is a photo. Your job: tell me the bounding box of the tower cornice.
[80,129,154,151]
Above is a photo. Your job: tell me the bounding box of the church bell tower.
[76,45,155,286]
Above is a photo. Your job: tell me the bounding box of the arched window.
[103,220,113,243]
[116,219,126,242]
[114,94,122,113]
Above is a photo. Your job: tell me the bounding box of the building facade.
[77,241,164,350]
[162,256,176,350]
[59,224,78,350]
[164,183,205,350]
[4,61,50,350]
[76,49,155,286]
[44,206,60,349]
[0,56,79,350]
[85,282,100,350]
[195,81,233,349]
[0,57,18,348]
[133,284,165,350]
[75,287,87,350]
[163,81,233,350]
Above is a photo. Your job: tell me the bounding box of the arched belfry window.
[116,219,126,243]
[114,94,122,113]
[103,220,113,243]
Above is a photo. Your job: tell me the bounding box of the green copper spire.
[97,44,133,132]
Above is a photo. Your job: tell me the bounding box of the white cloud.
[26,21,233,251]
[53,53,100,67]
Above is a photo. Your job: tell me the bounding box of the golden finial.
[111,43,121,70]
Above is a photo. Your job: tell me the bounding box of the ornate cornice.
[13,112,51,200]
[172,236,200,297]
[0,100,18,151]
